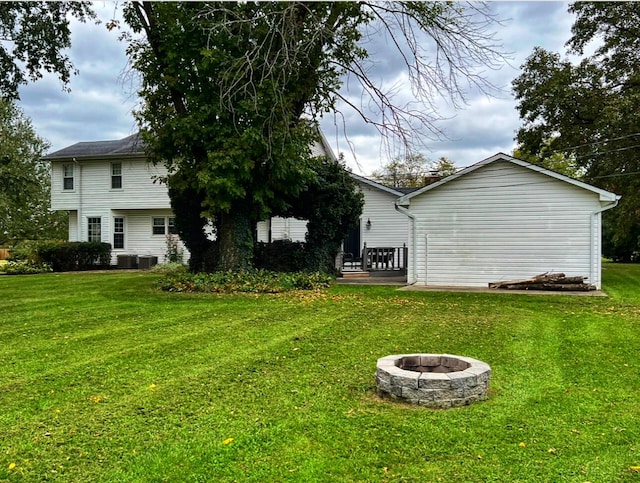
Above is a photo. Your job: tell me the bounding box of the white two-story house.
[46,134,185,265]
[46,133,411,269]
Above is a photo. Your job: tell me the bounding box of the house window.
[88,217,101,242]
[111,162,122,189]
[113,217,124,249]
[152,216,176,235]
[63,164,74,190]
[152,217,167,235]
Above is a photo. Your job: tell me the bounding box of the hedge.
[35,241,112,271]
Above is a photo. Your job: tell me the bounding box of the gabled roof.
[45,129,334,162]
[43,134,145,160]
[349,172,408,197]
[397,152,620,205]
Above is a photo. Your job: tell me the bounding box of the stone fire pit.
[376,354,491,408]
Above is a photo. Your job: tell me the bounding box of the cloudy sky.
[18,1,578,175]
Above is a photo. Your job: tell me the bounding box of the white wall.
[407,160,605,287]
[111,209,189,264]
[51,157,170,212]
[357,180,409,249]
[256,217,308,242]
[50,158,189,264]
[255,179,411,254]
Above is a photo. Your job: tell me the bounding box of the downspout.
[590,196,620,289]
[73,158,82,241]
[395,203,417,284]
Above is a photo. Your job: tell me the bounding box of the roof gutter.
[43,152,146,162]
[590,195,621,289]
[395,201,417,285]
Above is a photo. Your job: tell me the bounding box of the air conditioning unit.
[138,256,158,270]
[117,255,138,269]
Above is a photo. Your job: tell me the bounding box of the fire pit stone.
[376,353,491,408]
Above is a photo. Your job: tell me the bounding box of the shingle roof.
[44,134,144,159]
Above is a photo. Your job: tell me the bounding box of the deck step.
[341,271,370,279]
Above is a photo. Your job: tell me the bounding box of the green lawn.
[1,264,639,482]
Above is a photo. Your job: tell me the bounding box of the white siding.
[68,211,78,241]
[358,180,409,249]
[111,209,189,264]
[272,217,307,242]
[51,158,170,212]
[407,161,604,287]
[256,218,308,242]
[256,220,269,242]
[255,180,410,251]
[50,157,188,264]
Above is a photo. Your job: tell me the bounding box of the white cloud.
[16,2,578,176]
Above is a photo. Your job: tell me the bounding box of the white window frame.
[111,162,123,190]
[113,216,125,249]
[87,217,102,242]
[152,216,176,236]
[63,163,74,190]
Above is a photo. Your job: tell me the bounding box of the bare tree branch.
[196,1,506,159]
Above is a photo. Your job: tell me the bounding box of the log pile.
[488,272,597,291]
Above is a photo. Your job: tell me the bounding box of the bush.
[254,240,307,272]
[157,269,333,293]
[8,240,50,263]
[2,260,52,275]
[10,240,112,271]
[150,262,188,275]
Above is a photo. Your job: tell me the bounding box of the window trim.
[111,162,123,190]
[87,217,102,242]
[113,216,125,249]
[63,163,74,191]
[152,216,167,236]
[151,216,176,236]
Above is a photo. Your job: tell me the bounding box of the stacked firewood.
[488,272,596,291]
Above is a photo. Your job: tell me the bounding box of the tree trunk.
[217,205,254,272]
[168,180,216,273]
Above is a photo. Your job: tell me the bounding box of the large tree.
[513,2,640,261]
[122,2,505,271]
[0,2,95,99]
[0,99,67,244]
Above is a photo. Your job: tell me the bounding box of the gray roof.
[44,134,145,160]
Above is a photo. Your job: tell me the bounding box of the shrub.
[164,234,185,264]
[2,260,52,275]
[37,241,111,271]
[157,269,333,293]
[254,240,307,272]
[10,240,112,271]
[8,240,51,263]
[150,262,188,275]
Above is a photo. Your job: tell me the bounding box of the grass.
[1,263,639,482]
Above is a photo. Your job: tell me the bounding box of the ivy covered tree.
[0,2,95,99]
[513,2,640,261]
[0,99,67,244]
[277,155,364,273]
[122,2,505,271]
